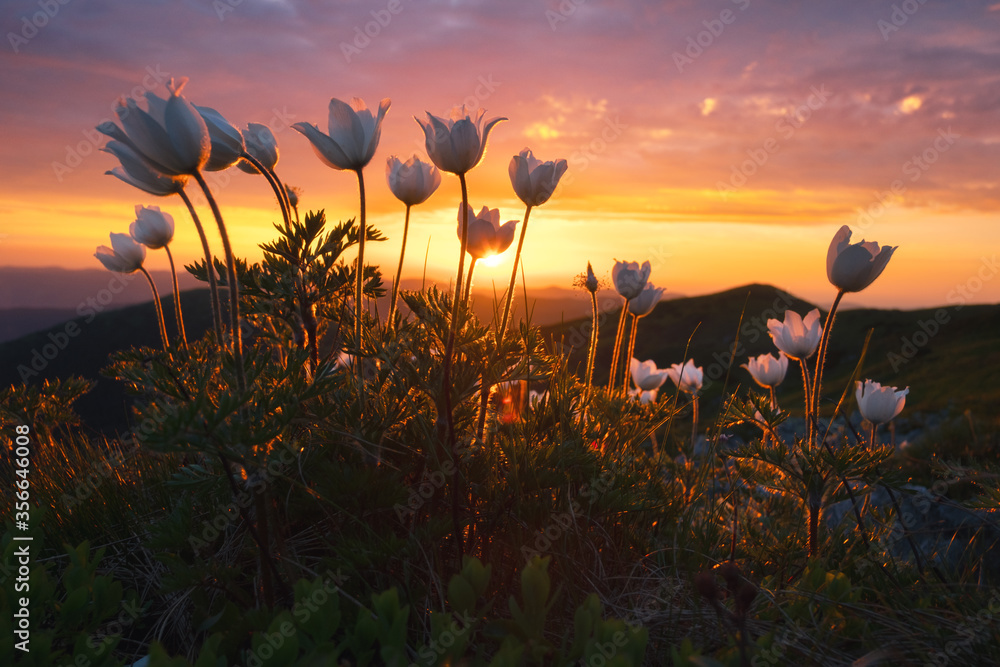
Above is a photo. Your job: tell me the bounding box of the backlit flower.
[827,225,897,293]
[103,141,187,196]
[856,380,908,425]
[459,204,517,260]
[386,155,441,206]
[629,388,659,404]
[130,205,175,249]
[95,233,146,274]
[528,390,548,407]
[415,105,506,175]
[767,309,821,360]
[195,105,245,171]
[628,283,665,317]
[612,260,651,300]
[508,148,568,206]
[584,262,599,294]
[666,359,703,395]
[285,185,300,208]
[97,77,210,177]
[630,358,670,392]
[742,352,788,389]
[237,122,279,174]
[294,97,390,171]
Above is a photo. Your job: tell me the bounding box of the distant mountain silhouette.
[1,282,997,437]
[0,308,80,344]
[0,266,203,309]
[546,283,1000,416]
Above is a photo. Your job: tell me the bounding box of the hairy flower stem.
[388,204,412,326]
[869,423,878,449]
[162,245,187,348]
[498,205,532,341]
[138,267,169,351]
[475,373,490,444]
[242,152,291,229]
[810,289,846,444]
[441,172,471,564]
[474,205,535,443]
[585,290,599,396]
[797,358,813,422]
[808,492,821,558]
[247,158,317,375]
[764,386,778,447]
[194,171,246,396]
[622,313,639,394]
[608,299,629,391]
[354,168,368,411]
[179,189,223,341]
[217,453,290,608]
[690,395,699,452]
[463,258,478,309]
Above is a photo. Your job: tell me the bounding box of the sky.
[1,0,999,310]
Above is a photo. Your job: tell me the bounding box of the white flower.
[103,140,187,196]
[130,205,175,249]
[508,148,568,207]
[97,77,211,177]
[238,122,279,174]
[767,309,821,360]
[666,359,703,395]
[629,388,659,404]
[855,379,908,425]
[827,225,897,293]
[458,204,517,260]
[415,105,506,175]
[742,352,788,389]
[629,357,670,391]
[195,105,245,171]
[95,233,146,274]
[294,97,390,171]
[627,283,665,317]
[612,260,651,300]
[386,155,441,206]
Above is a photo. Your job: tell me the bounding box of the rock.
[826,485,1000,581]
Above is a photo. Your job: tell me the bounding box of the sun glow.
[479,254,506,268]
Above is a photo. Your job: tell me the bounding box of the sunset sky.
[1,0,998,310]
